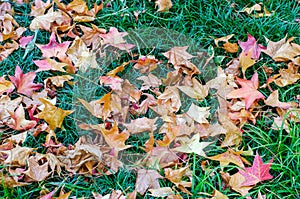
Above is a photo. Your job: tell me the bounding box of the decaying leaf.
[155,0,172,12]
[135,169,163,195]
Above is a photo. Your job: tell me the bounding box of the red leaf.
[239,34,266,60]
[239,152,273,186]
[9,66,43,97]
[226,72,265,109]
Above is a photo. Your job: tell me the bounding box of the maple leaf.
[149,187,174,197]
[124,117,158,134]
[208,148,250,168]
[0,77,14,95]
[100,76,123,91]
[164,166,192,194]
[36,32,71,60]
[34,58,67,72]
[2,145,34,166]
[30,0,51,17]
[24,156,50,182]
[229,172,253,196]
[45,75,73,87]
[99,122,131,152]
[155,0,173,12]
[239,50,256,76]
[178,77,209,100]
[162,46,200,75]
[239,34,266,60]
[262,36,300,65]
[226,72,265,109]
[8,104,37,131]
[35,98,74,130]
[100,27,135,51]
[212,190,229,199]
[238,152,273,186]
[265,90,298,109]
[173,133,212,157]
[0,41,19,61]
[135,169,163,195]
[8,66,43,97]
[186,103,210,124]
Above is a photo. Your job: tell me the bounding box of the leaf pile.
[0,1,299,198]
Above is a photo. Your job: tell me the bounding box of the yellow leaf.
[35,98,74,129]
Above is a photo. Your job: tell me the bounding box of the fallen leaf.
[135,169,163,195]
[149,187,174,197]
[265,90,298,109]
[263,36,300,65]
[223,42,239,53]
[45,75,73,87]
[173,133,212,157]
[99,122,132,152]
[229,172,253,196]
[164,166,192,194]
[238,152,273,186]
[36,31,71,60]
[162,46,199,75]
[178,77,209,100]
[186,103,210,124]
[8,104,37,131]
[214,34,235,47]
[208,148,250,168]
[155,0,172,12]
[34,58,67,72]
[124,117,158,134]
[1,145,34,166]
[239,50,256,76]
[24,156,50,182]
[35,98,74,130]
[212,190,229,199]
[227,72,265,109]
[9,66,43,97]
[239,33,266,60]
[0,77,14,95]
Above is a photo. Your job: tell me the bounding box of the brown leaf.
[149,187,174,197]
[214,34,235,47]
[157,86,181,113]
[178,77,209,100]
[223,42,239,53]
[45,75,73,88]
[263,36,300,65]
[124,117,158,134]
[265,90,298,109]
[186,103,210,124]
[135,169,163,195]
[0,77,14,95]
[164,166,192,194]
[1,145,34,166]
[24,156,50,182]
[162,46,199,75]
[229,172,253,196]
[212,190,229,199]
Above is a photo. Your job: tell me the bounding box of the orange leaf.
[35,98,74,130]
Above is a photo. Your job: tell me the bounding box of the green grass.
[0,0,300,198]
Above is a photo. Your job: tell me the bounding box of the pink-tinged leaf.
[8,66,43,97]
[40,190,55,199]
[100,27,135,51]
[33,58,67,72]
[239,34,266,60]
[8,104,37,131]
[227,72,265,109]
[239,152,273,186]
[100,76,123,91]
[19,35,34,48]
[36,32,71,60]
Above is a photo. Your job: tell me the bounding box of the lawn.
[0,0,299,198]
